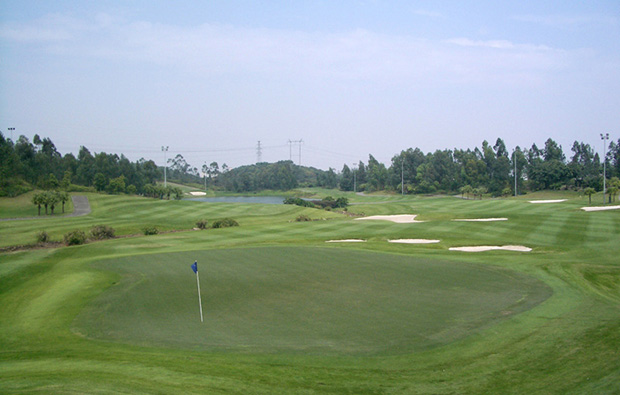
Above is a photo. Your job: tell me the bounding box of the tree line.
[1,133,163,197]
[339,138,620,198]
[2,132,619,200]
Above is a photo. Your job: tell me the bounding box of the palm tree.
[584,187,596,204]
[32,193,43,216]
[47,191,59,215]
[59,191,70,213]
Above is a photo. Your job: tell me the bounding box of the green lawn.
[74,247,551,355]
[1,191,619,393]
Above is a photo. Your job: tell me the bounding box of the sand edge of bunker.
[354,214,424,223]
[388,239,440,244]
[581,205,620,212]
[449,245,532,252]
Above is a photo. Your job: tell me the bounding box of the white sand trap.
[529,199,566,204]
[326,239,366,243]
[388,239,440,244]
[355,214,424,223]
[189,191,207,196]
[449,245,532,252]
[581,205,620,212]
[453,218,508,222]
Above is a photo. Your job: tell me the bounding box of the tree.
[584,187,596,204]
[107,175,126,194]
[32,193,44,215]
[93,173,107,192]
[47,173,59,190]
[339,164,353,191]
[608,177,620,203]
[58,191,70,213]
[46,191,59,215]
[61,170,72,190]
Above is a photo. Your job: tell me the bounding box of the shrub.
[196,219,208,230]
[295,214,311,222]
[90,225,116,240]
[36,231,50,243]
[64,230,87,246]
[143,226,159,235]
[211,218,239,228]
[283,197,315,208]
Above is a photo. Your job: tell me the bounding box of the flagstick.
[195,271,204,322]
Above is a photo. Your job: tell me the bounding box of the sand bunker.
[189,191,207,196]
[325,239,366,243]
[355,215,424,223]
[581,205,620,212]
[449,245,532,252]
[453,218,508,222]
[529,199,566,204]
[388,239,440,244]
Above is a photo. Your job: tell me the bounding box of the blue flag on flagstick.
[191,261,198,273]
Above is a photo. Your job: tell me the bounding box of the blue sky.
[1,1,619,171]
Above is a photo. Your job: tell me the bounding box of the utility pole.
[601,133,609,204]
[162,146,169,187]
[257,141,262,163]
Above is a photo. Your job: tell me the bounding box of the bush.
[36,231,50,243]
[295,214,311,222]
[283,197,315,208]
[211,218,239,228]
[64,230,87,246]
[143,226,159,235]
[90,225,116,240]
[196,219,208,230]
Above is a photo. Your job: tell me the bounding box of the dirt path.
[0,195,91,221]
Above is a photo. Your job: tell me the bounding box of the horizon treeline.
[1,132,619,198]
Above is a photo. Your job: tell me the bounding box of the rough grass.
[1,191,619,393]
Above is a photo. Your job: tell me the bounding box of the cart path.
[0,195,91,221]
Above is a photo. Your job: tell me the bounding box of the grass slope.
[1,191,619,393]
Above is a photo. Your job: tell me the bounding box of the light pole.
[204,162,207,191]
[8,127,15,141]
[513,149,518,197]
[352,164,357,193]
[601,133,609,204]
[401,156,405,195]
[162,146,169,187]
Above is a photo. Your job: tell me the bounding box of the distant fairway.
[75,247,551,354]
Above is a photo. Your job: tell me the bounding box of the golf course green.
[75,247,551,354]
[1,190,619,393]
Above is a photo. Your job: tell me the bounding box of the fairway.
[75,247,551,354]
[2,192,619,393]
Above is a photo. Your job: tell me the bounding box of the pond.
[188,196,286,205]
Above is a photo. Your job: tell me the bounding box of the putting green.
[75,247,552,355]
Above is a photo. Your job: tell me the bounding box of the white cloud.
[0,12,572,90]
[512,14,618,28]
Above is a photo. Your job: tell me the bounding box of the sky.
[1,1,619,171]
